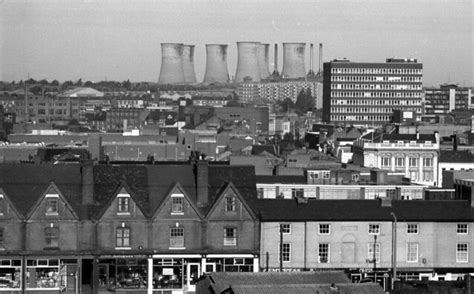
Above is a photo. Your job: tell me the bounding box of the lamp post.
[390,212,398,291]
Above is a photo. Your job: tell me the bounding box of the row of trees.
[0,79,156,93]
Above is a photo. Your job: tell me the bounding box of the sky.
[0,0,472,87]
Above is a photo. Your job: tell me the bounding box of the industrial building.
[322,58,423,127]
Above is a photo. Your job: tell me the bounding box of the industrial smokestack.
[318,43,323,74]
[182,45,197,83]
[258,43,271,80]
[234,41,261,83]
[272,43,279,76]
[203,44,230,84]
[158,43,185,84]
[308,43,314,75]
[282,42,306,79]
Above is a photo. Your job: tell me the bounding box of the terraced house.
[258,197,474,292]
[0,161,259,294]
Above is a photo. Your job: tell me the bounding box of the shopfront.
[98,255,148,293]
[151,254,201,293]
[0,258,22,292]
[205,254,258,273]
[25,257,78,293]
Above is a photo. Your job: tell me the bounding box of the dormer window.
[117,196,130,214]
[45,195,59,215]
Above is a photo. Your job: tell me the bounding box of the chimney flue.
[318,43,323,74]
[309,43,314,74]
[274,43,278,74]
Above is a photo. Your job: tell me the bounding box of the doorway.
[185,263,200,292]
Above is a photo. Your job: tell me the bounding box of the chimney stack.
[309,43,314,75]
[318,43,323,74]
[195,161,209,207]
[272,43,279,76]
[81,160,94,205]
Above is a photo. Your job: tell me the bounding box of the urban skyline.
[1,0,472,87]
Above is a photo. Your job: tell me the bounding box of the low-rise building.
[353,133,439,186]
[258,197,474,292]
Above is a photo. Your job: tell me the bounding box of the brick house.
[0,161,259,294]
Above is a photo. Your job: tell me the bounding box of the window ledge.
[44,247,60,250]
[117,212,131,216]
[171,212,184,216]
[45,212,59,216]
[115,247,132,250]
[169,247,185,250]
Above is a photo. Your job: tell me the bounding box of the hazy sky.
[1,0,472,86]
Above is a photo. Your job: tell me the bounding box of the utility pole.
[373,234,377,272]
[279,224,283,272]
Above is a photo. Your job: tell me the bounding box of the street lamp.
[390,212,397,291]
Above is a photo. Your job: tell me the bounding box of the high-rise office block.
[323,58,423,127]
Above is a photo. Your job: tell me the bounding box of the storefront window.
[0,259,21,289]
[153,259,183,289]
[26,259,60,289]
[207,258,254,272]
[98,258,147,291]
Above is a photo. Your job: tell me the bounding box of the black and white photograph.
[0,0,473,293]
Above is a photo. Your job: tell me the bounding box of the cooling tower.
[182,45,197,83]
[158,43,185,84]
[203,44,230,84]
[234,42,261,83]
[281,42,306,79]
[258,43,271,79]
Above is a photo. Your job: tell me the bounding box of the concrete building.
[424,84,473,115]
[323,58,423,127]
[238,81,322,107]
[352,133,439,186]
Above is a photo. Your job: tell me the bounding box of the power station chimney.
[203,44,230,84]
[182,45,197,83]
[158,43,185,84]
[318,43,323,74]
[272,43,279,76]
[258,43,271,80]
[234,41,261,83]
[308,43,315,75]
[282,42,306,79]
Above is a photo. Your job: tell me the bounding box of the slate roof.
[256,175,307,184]
[206,271,350,293]
[0,162,257,220]
[0,163,82,217]
[257,199,474,222]
[207,165,257,215]
[439,150,474,163]
[230,283,385,294]
[251,145,278,156]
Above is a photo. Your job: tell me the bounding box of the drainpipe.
[391,212,398,290]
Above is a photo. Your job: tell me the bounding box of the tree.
[84,81,93,87]
[75,78,83,87]
[276,98,295,113]
[51,80,59,86]
[295,88,315,115]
